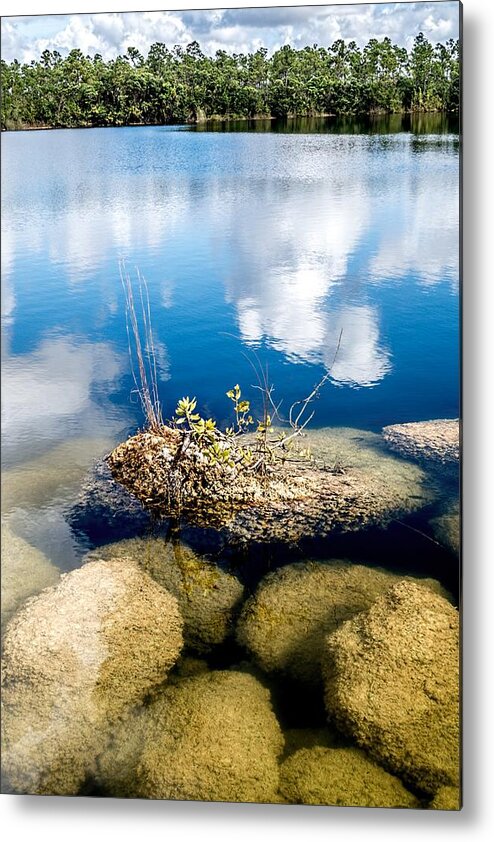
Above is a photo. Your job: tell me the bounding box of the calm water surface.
[1,116,460,575]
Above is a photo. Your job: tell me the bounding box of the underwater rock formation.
[430,498,460,555]
[1,558,183,795]
[98,670,283,803]
[107,426,434,545]
[322,580,460,796]
[84,536,244,654]
[1,523,60,628]
[382,419,459,466]
[282,727,350,758]
[279,746,420,808]
[429,786,461,810]
[1,437,116,513]
[236,560,450,683]
[68,460,152,544]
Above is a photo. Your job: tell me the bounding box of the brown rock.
[279,746,420,807]
[382,419,459,465]
[323,580,460,795]
[98,670,284,803]
[236,560,451,683]
[1,558,183,795]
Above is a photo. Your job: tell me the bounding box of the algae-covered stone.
[1,523,60,628]
[382,419,459,466]
[323,580,460,795]
[430,499,460,555]
[1,558,183,795]
[98,671,283,802]
[108,426,434,544]
[85,537,243,653]
[429,786,461,811]
[236,560,450,683]
[279,747,420,807]
[282,727,348,759]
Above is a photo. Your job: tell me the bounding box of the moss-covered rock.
[99,671,283,802]
[279,746,420,807]
[282,727,349,759]
[323,580,460,796]
[108,426,434,544]
[1,523,60,628]
[1,558,183,795]
[236,560,450,683]
[428,786,461,810]
[85,537,243,653]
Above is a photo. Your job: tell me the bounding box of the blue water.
[1,120,459,475]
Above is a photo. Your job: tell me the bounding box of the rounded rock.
[1,557,183,795]
[322,580,460,795]
[85,537,244,653]
[1,523,60,629]
[280,746,420,808]
[100,670,284,803]
[236,560,450,683]
[429,786,461,811]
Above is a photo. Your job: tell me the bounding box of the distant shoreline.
[2,109,458,133]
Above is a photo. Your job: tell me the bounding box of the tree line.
[1,34,460,130]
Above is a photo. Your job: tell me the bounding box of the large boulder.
[85,537,244,653]
[1,523,60,628]
[97,670,283,803]
[236,560,450,683]
[108,426,434,545]
[323,580,460,795]
[279,746,419,808]
[382,419,459,466]
[1,558,183,795]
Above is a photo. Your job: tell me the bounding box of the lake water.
[1,116,460,578]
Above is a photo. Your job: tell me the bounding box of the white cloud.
[2,336,127,462]
[324,304,391,387]
[1,3,460,63]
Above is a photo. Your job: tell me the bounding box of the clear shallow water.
[1,117,459,575]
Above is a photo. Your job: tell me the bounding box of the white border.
[1,1,493,840]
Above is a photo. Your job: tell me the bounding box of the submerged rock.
[84,536,244,653]
[98,670,284,803]
[68,459,152,544]
[279,746,419,808]
[1,523,60,628]
[282,727,350,758]
[382,419,459,466]
[430,498,460,555]
[1,558,183,795]
[236,560,450,683]
[107,426,434,545]
[429,786,461,811]
[322,580,460,795]
[2,437,116,513]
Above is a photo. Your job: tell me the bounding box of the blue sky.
[1,2,460,63]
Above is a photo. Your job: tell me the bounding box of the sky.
[1,2,460,63]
